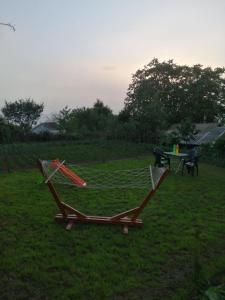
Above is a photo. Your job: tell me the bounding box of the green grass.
[0,156,225,299]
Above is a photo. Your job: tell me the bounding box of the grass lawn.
[0,156,225,299]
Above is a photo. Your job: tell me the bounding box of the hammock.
[42,159,163,189]
[38,159,169,233]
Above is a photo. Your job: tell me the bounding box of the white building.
[32,122,60,135]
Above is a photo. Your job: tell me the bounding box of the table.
[164,152,188,174]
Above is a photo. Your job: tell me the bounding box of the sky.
[1,0,225,120]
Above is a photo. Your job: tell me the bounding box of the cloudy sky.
[1,0,225,119]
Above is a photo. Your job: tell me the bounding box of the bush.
[214,139,225,156]
[199,141,225,167]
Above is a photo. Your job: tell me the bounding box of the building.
[190,123,225,145]
[32,122,60,135]
[167,123,225,145]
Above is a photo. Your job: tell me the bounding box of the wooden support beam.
[37,160,67,218]
[61,202,87,218]
[111,207,139,221]
[131,169,170,221]
[55,213,143,226]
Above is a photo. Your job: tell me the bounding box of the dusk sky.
[1,0,225,120]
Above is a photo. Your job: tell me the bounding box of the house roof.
[167,123,225,145]
[190,125,225,145]
[33,122,58,130]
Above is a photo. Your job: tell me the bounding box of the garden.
[0,141,225,299]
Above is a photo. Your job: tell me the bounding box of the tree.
[177,119,198,145]
[121,86,168,142]
[53,106,76,134]
[0,117,11,142]
[0,22,15,31]
[93,99,112,116]
[124,58,225,125]
[2,98,44,132]
[92,99,113,134]
[0,116,25,143]
[54,100,114,138]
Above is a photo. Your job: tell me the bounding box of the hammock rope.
[41,160,165,190]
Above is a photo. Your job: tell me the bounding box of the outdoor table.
[164,152,188,174]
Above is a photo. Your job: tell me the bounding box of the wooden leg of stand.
[123,225,128,234]
[66,220,75,230]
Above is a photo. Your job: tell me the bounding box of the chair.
[182,154,200,176]
[153,148,170,169]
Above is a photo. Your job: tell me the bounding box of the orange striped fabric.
[50,159,86,187]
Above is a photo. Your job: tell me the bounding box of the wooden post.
[37,160,67,218]
[131,169,170,221]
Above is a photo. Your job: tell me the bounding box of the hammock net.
[41,160,165,216]
[42,160,165,189]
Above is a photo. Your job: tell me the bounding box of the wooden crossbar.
[55,214,143,226]
[45,160,65,183]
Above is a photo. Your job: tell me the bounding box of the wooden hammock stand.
[37,159,169,234]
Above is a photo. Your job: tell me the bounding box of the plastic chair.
[182,155,200,176]
[153,148,170,169]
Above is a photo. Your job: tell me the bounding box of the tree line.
[1,59,225,144]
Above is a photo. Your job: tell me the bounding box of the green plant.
[203,285,225,300]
